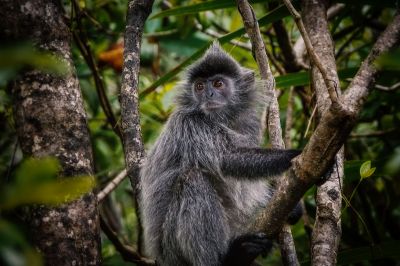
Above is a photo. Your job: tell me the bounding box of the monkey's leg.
[161,171,229,266]
[222,233,272,266]
[221,148,301,179]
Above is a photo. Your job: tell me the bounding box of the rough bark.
[120,0,154,253]
[0,0,101,265]
[254,10,400,238]
[236,0,283,148]
[301,1,344,265]
[236,1,299,265]
[282,0,338,103]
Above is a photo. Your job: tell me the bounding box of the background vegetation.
[0,0,399,265]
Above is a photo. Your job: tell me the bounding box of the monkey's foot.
[222,233,272,266]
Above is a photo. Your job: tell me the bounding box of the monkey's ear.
[241,69,255,84]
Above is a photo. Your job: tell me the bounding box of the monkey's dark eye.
[213,80,223,88]
[195,82,205,91]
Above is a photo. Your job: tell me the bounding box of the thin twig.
[143,29,178,38]
[282,0,339,104]
[327,3,346,19]
[350,128,398,138]
[97,169,128,202]
[292,3,346,67]
[375,82,400,91]
[71,0,122,138]
[337,43,370,64]
[303,105,317,138]
[265,48,286,75]
[100,215,155,265]
[344,11,400,109]
[335,28,363,59]
[194,19,252,50]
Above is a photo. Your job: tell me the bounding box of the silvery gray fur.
[139,42,299,266]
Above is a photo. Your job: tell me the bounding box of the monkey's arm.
[221,148,301,179]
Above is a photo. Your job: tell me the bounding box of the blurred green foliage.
[0,157,95,266]
[0,44,68,87]
[1,0,400,265]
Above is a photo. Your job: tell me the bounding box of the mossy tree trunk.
[0,0,101,265]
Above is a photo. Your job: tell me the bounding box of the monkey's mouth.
[202,102,224,111]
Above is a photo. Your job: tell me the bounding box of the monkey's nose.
[206,88,214,99]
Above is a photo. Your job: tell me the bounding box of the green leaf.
[150,0,266,19]
[360,160,376,179]
[0,43,68,76]
[141,5,290,97]
[276,67,358,88]
[275,71,310,88]
[0,175,95,210]
[15,157,60,185]
[0,158,95,210]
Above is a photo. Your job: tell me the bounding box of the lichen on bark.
[0,0,101,264]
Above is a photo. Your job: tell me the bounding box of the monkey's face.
[192,74,234,114]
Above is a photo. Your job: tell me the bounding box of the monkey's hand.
[222,233,272,266]
[287,201,303,225]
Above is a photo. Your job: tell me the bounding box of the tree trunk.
[0,0,101,265]
[301,1,344,265]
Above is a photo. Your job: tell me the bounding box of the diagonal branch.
[194,19,252,51]
[236,1,298,265]
[344,11,400,110]
[254,9,400,240]
[97,169,127,202]
[100,215,155,265]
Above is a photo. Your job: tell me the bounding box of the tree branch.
[236,1,299,265]
[100,215,155,265]
[120,0,154,252]
[193,19,252,51]
[254,9,400,240]
[282,0,339,104]
[97,169,127,202]
[301,1,344,264]
[344,11,400,110]
[293,3,346,67]
[375,82,400,91]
